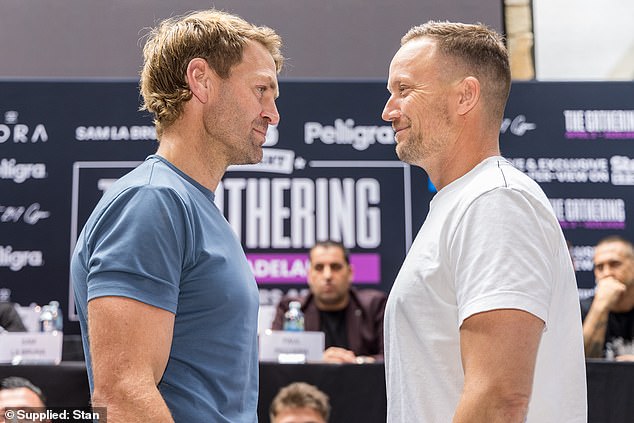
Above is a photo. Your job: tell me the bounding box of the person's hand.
[594,277,627,312]
[615,354,634,362]
[322,347,357,364]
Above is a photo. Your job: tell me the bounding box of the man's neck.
[156,128,227,192]
[425,119,501,190]
[428,146,500,191]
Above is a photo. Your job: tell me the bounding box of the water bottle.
[39,305,55,332]
[48,301,63,332]
[283,301,305,331]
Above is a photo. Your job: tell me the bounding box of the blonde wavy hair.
[269,382,330,422]
[139,10,284,137]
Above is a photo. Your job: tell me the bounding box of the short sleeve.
[450,187,557,327]
[84,185,190,313]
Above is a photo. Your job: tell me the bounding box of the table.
[1,361,633,422]
[586,359,634,423]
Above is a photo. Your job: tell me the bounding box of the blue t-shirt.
[71,155,259,422]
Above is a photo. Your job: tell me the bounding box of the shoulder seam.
[497,158,509,188]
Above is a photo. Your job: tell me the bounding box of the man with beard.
[582,235,634,360]
[71,10,283,422]
[382,21,586,422]
[272,240,386,363]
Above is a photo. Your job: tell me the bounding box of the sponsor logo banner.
[0,159,47,183]
[564,110,634,139]
[247,252,381,284]
[508,157,609,183]
[550,198,625,229]
[0,246,44,271]
[0,203,50,225]
[0,111,48,144]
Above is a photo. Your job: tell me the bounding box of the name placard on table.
[259,330,324,363]
[0,332,63,364]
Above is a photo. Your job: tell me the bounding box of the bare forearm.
[453,388,529,423]
[582,305,609,358]
[456,310,541,423]
[93,383,173,423]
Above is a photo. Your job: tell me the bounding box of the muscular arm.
[88,296,175,422]
[453,309,544,423]
[582,277,624,358]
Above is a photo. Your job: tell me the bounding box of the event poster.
[1,80,633,332]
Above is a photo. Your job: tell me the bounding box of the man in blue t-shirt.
[71,10,284,422]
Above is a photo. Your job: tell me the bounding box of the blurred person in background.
[269,382,330,423]
[0,302,26,332]
[0,377,48,423]
[271,240,386,364]
[582,235,634,360]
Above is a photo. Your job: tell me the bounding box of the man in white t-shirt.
[381,21,587,422]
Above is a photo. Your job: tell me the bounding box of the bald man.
[582,235,634,360]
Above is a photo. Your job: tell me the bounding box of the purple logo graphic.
[247,253,381,284]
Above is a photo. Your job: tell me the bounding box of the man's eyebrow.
[386,78,402,93]
[260,73,279,98]
[271,80,279,99]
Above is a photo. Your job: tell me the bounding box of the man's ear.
[456,76,480,116]
[186,58,211,104]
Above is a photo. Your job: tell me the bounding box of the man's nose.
[382,95,401,122]
[322,266,332,279]
[262,99,280,126]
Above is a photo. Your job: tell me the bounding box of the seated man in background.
[0,302,26,332]
[0,377,48,423]
[271,240,387,363]
[269,382,330,423]
[582,235,634,360]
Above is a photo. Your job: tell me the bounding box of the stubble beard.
[204,106,264,167]
[396,130,425,166]
[205,81,264,166]
[236,129,264,165]
[396,123,448,170]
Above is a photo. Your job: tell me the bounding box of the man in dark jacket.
[271,241,387,363]
[0,302,26,332]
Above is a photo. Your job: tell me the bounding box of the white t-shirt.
[384,156,587,423]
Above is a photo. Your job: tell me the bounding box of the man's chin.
[395,143,412,164]
[232,149,263,166]
[318,294,346,306]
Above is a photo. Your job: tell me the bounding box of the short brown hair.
[402,21,511,122]
[310,240,350,265]
[140,9,284,137]
[269,382,330,422]
[0,376,46,406]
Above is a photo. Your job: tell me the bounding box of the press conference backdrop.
[1,80,633,334]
